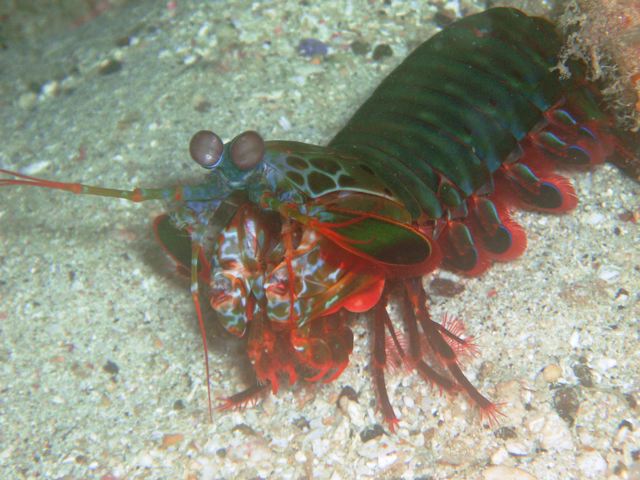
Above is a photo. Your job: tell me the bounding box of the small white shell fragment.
[483,465,537,480]
[490,446,509,465]
[598,265,620,282]
[183,54,197,66]
[22,160,51,175]
[540,414,574,451]
[576,450,607,478]
[278,115,292,131]
[403,395,415,409]
[586,212,604,225]
[41,80,59,97]
[569,330,581,348]
[337,392,366,429]
[505,439,532,456]
[595,357,617,372]
[378,450,397,468]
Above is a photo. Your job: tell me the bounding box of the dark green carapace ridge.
[329,8,565,219]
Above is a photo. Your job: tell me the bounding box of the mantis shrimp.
[1,8,633,430]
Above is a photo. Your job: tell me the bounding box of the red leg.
[403,278,499,422]
[371,299,399,431]
[218,382,270,411]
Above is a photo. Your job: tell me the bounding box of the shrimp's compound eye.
[230,130,265,171]
[189,130,224,169]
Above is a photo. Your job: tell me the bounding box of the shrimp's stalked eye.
[189,130,224,169]
[230,130,265,171]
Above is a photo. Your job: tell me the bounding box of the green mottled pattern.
[263,141,401,199]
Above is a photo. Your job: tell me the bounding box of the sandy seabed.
[0,1,638,479]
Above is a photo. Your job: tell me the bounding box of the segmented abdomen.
[330,9,559,214]
[329,8,615,273]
